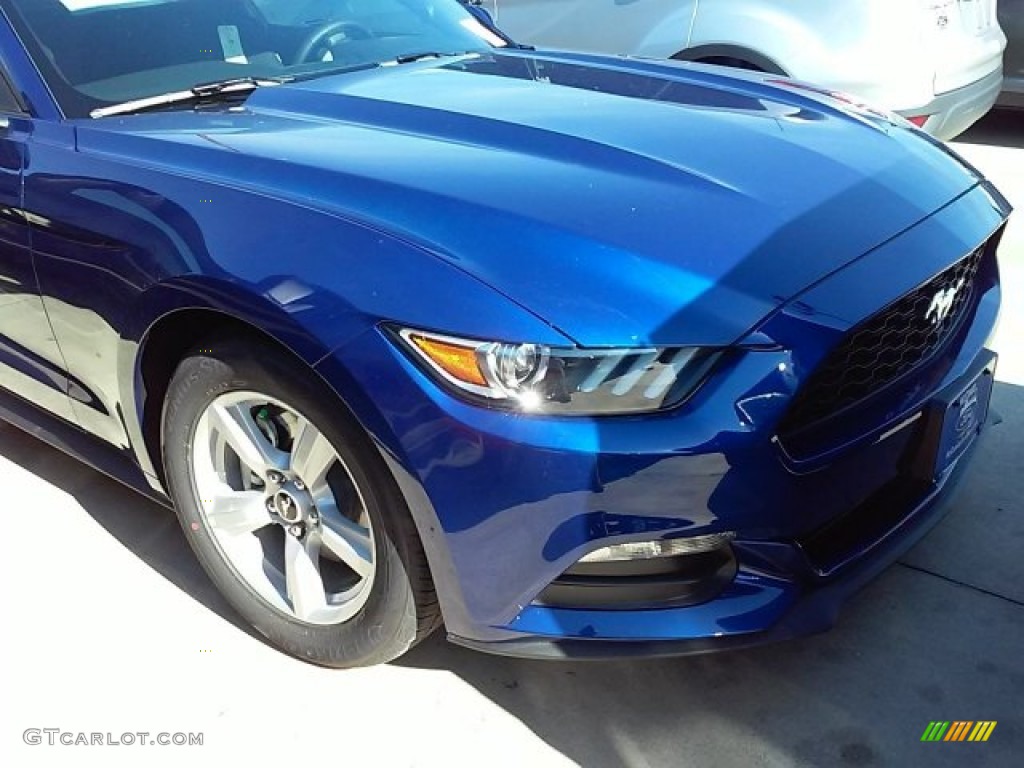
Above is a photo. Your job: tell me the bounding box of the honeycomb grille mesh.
[783,248,984,431]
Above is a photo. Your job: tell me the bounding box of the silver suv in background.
[482,0,1006,140]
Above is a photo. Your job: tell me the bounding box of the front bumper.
[448,351,995,659]
[900,66,1003,140]
[448,404,990,659]
[317,184,1010,658]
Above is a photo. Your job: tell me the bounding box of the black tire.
[161,334,441,667]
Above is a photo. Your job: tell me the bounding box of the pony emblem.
[925,279,965,326]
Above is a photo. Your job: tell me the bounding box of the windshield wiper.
[90,76,290,119]
[385,51,468,65]
[288,61,382,82]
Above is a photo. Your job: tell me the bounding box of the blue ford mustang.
[0,0,1010,667]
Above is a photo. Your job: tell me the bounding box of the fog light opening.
[539,532,739,609]
[580,532,736,563]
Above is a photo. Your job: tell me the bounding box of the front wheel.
[162,336,440,667]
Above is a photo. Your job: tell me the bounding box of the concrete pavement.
[1,113,1022,768]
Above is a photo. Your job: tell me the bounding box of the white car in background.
[480,0,1006,140]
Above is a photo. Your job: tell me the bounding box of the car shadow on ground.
[1,380,1020,767]
[958,109,1024,150]
[0,420,261,641]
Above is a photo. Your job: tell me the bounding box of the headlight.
[395,327,720,415]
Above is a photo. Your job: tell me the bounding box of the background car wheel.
[161,335,441,667]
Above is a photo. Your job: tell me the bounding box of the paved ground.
[2,113,1022,768]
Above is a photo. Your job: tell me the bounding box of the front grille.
[782,248,984,431]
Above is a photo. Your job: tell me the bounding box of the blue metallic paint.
[0,15,1010,656]
[61,52,989,350]
[316,187,1005,643]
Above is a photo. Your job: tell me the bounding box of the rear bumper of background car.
[317,184,1010,659]
[900,66,1003,140]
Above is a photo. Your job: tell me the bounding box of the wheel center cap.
[274,491,304,523]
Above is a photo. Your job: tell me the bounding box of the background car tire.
[161,334,441,667]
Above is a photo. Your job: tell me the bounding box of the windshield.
[1,0,506,117]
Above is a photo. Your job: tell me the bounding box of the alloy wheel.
[190,391,376,625]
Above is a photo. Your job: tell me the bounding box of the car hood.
[79,50,984,346]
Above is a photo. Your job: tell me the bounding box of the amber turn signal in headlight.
[408,334,489,387]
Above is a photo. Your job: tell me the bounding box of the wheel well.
[673,45,787,77]
[137,309,306,486]
[694,55,766,73]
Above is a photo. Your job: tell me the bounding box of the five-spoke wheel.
[192,392,376,624]
[163,336,440,667]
